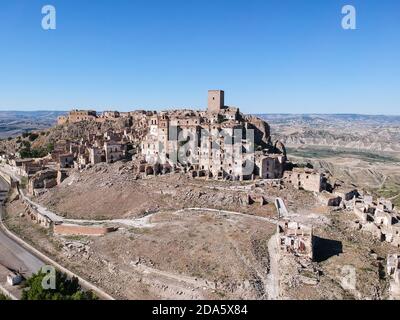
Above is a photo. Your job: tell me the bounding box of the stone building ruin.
[138,90,287,181]
[283,168,326,193]
[353,195,400,247]
[277,220,314,260]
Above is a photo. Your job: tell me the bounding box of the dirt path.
[18,190,159,228]
[133,264,214,289]
[266,234,280,300]
[64,214,157,228]
[175,207,278,224]
[224,228,269,299]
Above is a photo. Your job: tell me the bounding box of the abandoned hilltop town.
[1,90,400,300]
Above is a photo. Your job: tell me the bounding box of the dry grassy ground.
[35,163,288,220]
[5,199,276,299]
[5,160,397,300]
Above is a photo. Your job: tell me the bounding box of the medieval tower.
[207,90,224,113]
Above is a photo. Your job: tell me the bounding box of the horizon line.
[1,110,400,117]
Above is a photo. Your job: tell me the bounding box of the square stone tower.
[208,90,224,113]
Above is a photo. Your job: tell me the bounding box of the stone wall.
[0,170,16,188]
[54,224,117,236]
[283,169,323,193]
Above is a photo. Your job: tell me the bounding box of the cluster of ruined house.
[352,194,400,247]
[53,90,288,182]
[51,130,132,169]
[283,167,363,211]
[0,90,288,196]
[2,120,142,195]
[2,157,69,196]
[9,158,46,177]
[57,109,132,125]
[4,90,397,219]
[138,90,287,181]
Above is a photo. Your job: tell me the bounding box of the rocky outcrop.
[244,115,271,147]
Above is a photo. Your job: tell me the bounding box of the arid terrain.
[260,114,400,208]
[4,168,396,300]
[261,114,400,153]
[1,113,400,300]
[0,111,65,139]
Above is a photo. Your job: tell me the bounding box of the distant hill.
[256,114,400,153]
[0,111,66,138]
[1,111,400,151]
[257,113,400,125]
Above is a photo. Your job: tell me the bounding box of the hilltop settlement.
[1,90,399,300]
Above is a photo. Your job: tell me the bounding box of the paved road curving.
[0,175,115,300]
[0,177,45,276]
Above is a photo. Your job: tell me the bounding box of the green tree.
[19,142,54,159]
[21,140,31,149]
[46,142,55,153]
[22,270,97,300]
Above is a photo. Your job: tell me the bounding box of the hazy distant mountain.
[2,111,400,153]
[257,114,400,125]
[0,111,66,138]
[257,114,400,153]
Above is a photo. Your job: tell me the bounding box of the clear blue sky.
[0,0,399,114]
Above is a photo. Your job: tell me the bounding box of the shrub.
[0,293,10,300]
[22,270,97,300]
[19,142,54,159]
[28,133,39,141]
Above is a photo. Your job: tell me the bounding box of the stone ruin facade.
[57,110,98,125]
[49,90,288,182]
[283,168,362,210]
[9,158,44,177]
[283,168,326,193]
[27,169,68,196]
[138,90,287,181]
[277,220,314,260]
[57,109,134,125]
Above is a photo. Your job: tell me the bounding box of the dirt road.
[0,177,45,276]
[266,234,280,299]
